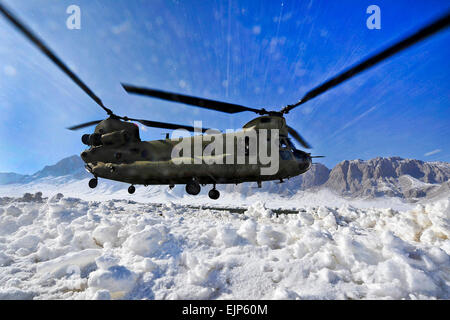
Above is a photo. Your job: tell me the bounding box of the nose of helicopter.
[292,149,312,172]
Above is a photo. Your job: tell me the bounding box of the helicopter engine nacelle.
[100,129,131,146]
[242,116,289,137]
[81,133,102,146]
[81,129,131,147]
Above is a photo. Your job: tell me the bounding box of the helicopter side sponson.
[80,117,312,192]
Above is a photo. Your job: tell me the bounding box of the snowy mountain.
[0,172,27,185]
[0,156,89,185]
[30,155,89,180]
[0,155,448,201]
[324,157,450,199]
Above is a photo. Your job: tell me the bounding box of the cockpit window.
[279,150,293,160]
[292,149,305,160]
[280,138,289,149]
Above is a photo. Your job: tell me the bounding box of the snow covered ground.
[0,192,449,300]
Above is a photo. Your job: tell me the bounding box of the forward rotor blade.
[311,156,325,158]
[125,118,210,133]
[67,120,103,131]
[122,84,264,114]
[0,3,113,115]
[287,126,312,149]
[281,11,450,114]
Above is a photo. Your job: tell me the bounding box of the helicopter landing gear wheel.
[186,180,201,195]
[208,188,220,200]
[128,185,136,194]
[89,178,98,189]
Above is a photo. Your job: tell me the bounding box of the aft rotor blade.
[311,156,325,158]
[122,84,264,114]
[67,120,103,131]
[126,118,210,133]
[287,126,312,149]
[0,3,113,115]
[281,11,450,114]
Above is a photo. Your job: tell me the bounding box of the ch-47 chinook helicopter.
[1,3,449,199]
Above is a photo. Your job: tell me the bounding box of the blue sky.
[0,0,449,174]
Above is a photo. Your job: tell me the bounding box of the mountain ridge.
[0,155,89,185]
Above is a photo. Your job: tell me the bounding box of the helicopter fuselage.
[80,117,312,187]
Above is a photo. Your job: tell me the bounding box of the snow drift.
[0,194,448,300]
